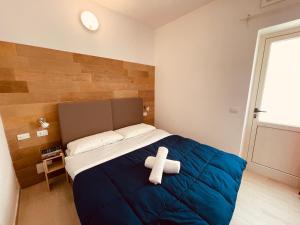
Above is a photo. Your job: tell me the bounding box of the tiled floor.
[17,170,300,225]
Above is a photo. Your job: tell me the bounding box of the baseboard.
[247,162,300,188]
[13,186,21,225]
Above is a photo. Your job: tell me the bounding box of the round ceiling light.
[80,10,99,31]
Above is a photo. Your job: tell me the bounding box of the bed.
[58,98,246,225]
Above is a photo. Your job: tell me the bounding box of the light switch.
[37,130,48,137]
[17,133,30,141]
[229,107,239,114]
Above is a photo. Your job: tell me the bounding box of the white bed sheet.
[65,129,170,179]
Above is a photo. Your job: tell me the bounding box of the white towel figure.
[145,156,180,174]
[149,147,168,185]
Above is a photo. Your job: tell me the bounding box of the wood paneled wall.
[0,41,154,188]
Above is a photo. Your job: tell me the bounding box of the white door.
[247,29,300,187]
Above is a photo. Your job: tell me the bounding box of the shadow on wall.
[0,115,20,225]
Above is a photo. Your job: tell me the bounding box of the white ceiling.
[94,0,213,28]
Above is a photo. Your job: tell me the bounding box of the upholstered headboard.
[58,98,143,147]
[111,98,143,129]
[58,100,113,147]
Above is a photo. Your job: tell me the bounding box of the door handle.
[254,108,267,113]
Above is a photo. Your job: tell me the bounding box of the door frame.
[240,20,300,187]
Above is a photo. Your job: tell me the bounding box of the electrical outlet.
[37,129,48,137]
[17,133,31,141]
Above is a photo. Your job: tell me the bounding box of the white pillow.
[115,123,156,139]
[67,131,124,156]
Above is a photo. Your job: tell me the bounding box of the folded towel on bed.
[145,156,180,174]
[149,147,168,185]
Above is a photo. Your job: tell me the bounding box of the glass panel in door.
[259,36,300,127]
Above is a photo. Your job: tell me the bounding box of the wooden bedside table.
[43,152,69,190]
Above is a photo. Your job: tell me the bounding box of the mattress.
[72,132,247,225]
[65,129,170,179]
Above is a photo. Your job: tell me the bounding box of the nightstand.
[43,152,69,190]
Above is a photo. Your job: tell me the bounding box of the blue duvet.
[73,135,246,225]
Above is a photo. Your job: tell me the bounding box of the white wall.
[0,116,19,225]
[155,0,300,154]
[0,0,154,65]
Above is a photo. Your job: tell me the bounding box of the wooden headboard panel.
[0,40,154,188]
